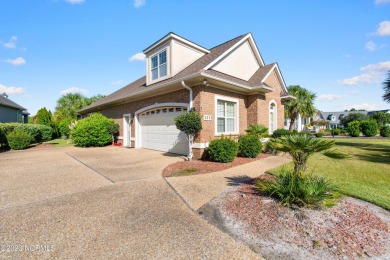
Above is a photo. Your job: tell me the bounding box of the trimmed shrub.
[256,169,335,208]
[174,111,202,136]
[15,124,42,143]
[272,129,291,138]
[238,135,262,158]
[315,132,324,138]
[35,125,53,142]
[6,129,33,150]
[380,125,390,137]
[71,113,119,147]
[340,129,348,135]
[332,128,341,136]
[360,120,378,137]
[0,123,18,147]
[207,136,238,163]
[347,121,361,137]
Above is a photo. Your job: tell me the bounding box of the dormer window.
[151,49,167,81]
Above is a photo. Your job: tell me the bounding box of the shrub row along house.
[80,32,293,158]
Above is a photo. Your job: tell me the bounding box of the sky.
[1,0,390,116]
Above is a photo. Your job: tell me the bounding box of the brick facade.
[84,73,285,160]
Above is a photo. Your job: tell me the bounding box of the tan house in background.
[80,32,293,159]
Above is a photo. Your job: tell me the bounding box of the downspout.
[181,80,193,110]
[181,80,193,160]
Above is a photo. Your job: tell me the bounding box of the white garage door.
[139,107,188,155]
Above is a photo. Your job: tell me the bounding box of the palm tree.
[245,124,268,138]
[269,134,349,173]
[284,85,316,131]
[383,71,390,103]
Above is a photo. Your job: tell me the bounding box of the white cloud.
[339,61,390,86]
[0,83,25,95]
[5,57,26,66]
[60,87,89,95]
[110,80,124,85]
[3,36,17,49]
[128,52,146,62]
[376,20,390,36]
[317,94,343,101]
[365,41,377,51]
[64,0,85,4]
[375,0,390,5]
[339,103,378,111]
[134,0,146,8]
[346,90,360,95]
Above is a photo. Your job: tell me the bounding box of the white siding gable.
[212,40,260,81]
[171,40,205,76]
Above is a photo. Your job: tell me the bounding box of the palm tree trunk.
[289,118,295,131]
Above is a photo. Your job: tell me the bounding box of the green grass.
[173,168,198,176]
[268,138,390,210]
[44,138,74,148]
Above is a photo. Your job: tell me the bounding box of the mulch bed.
[162,153,270,177]
[204,179,390,259]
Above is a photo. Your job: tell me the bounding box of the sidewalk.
[165,154,291,210]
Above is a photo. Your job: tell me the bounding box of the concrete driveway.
[0,146,259,259]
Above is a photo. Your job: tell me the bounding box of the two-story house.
[80,32,293,159]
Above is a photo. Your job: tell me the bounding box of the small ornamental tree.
[174,111,202,160]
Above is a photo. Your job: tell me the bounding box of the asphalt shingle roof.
[0,94,26,110]
[80,33,283,113]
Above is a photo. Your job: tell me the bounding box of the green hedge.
[0,123,53,148]
[347,121,361,137]
[71,113,119,147]
[6,129,33,150]
[360,120,378,137]
[272,129,291,138]
[207,136,238,163]
[238,135,262,158]
[380,125,390,137]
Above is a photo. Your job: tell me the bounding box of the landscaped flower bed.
[199,178,390,259]
[162,153,269,177]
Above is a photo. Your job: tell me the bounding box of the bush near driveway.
[207,136,238,163]
[0,123,53,148]
[238,135,262,158]
[256,169,335,208]
[360,120,378,137]
[71,113,119,147]
[6,129,33,150]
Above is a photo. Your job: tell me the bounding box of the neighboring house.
[0,93,29,123]
[319,109,390,129]
[80,32,293,158]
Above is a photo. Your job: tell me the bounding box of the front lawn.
[269,138,390,210]
[43,138,74,148]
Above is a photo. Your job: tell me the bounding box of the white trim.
[204,33,264,70]
[214,95,240,136]
[143,33,210,54]
[269,100,277,134]
[134,102,189,148]
[192,142,209,149]
[123,113,132,147]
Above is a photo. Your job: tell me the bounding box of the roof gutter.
[181,80,193,109]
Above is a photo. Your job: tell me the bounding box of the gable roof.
[0,94,26,110]
[80,33,289,113]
